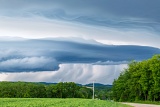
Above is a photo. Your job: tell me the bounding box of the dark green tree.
[112,54,160,102]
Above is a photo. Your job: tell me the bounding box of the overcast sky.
[0,0,160,84]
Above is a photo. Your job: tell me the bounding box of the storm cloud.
[0,0,160,84]
[0,38,159,72]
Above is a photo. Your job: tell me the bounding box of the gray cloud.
[0,0,160,32]
[0,57,59,72]
[0,38,160,72]
[0,0,160,49]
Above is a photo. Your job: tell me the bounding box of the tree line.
[0,81,92,98]
[112,54,160,102]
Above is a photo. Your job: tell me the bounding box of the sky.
[0,0,160,84]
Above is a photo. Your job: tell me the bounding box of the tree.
[112,54,160,102]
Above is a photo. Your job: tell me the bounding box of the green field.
[0,98,131,107]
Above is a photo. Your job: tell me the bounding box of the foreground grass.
[0,98,131,107]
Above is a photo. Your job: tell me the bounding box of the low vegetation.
[0,81,112,100]
[0,82,92,98]
[0,98,131,107]
[85,83,112,100]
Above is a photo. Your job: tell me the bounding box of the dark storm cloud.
[0,38,160,72]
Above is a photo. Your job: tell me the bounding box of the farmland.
[0,98,131,107]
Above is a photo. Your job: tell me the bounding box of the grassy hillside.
[0,98,131,107]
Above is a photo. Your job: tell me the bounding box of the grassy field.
[0,98,131,107]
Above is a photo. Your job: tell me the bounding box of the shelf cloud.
[0,38,159,72]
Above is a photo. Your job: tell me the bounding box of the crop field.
[0,98,131,107]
